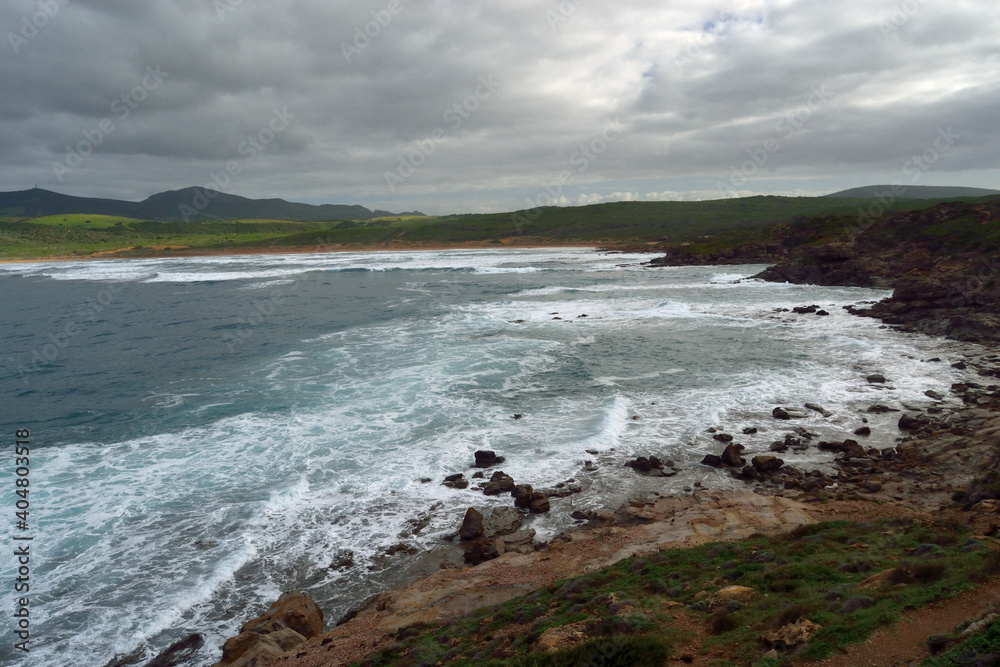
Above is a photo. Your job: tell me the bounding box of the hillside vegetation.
[2,195,992,259]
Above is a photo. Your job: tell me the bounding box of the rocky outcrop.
[648,200,1000,343]
[212,591,323,667]
[474,450,505,468]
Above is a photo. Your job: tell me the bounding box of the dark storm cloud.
[1,0,997,213]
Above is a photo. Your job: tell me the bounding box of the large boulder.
[212,591,323,667]
[483,471,515,495]
[483,507,523,538]
[474,450,505,468]
[459,508,484,541]
[752,456,784,473]
[721,443,745,467]
[529,492,551,514]
[511,484,534,508]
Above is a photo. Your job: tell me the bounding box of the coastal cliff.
[650,198,1000,343]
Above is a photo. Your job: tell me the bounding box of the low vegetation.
[355,519,999,666]
[3,194,992,259]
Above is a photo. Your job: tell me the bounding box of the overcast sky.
[1,0,998,215]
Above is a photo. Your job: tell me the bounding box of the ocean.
[0,248,971,666]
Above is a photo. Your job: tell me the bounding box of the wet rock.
[512,414,522,420]
[511,484,534,508]
[472,471,484,479]
[793,305,819,314]
[442,473,469,489]
[752,456,784,472]
[721,443,745,467]
[867,374,887,384]
[483,471,515,495]
[805,403,832,417]
[459,508,485,540]
[952,361,967,370]
[898,414,923,431]
[925,390,944,400]
[743,427,758,435]
[700,454,723,468]
[854,426,872,437]
[772,407,791,420]
[816,310,830,316]
[529,492,551,514]
[713,433,734,442]
[145,634,204,667]
[474,450,506,468]
[867,404,899,413]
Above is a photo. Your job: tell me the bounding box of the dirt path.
[816,579,1000,667]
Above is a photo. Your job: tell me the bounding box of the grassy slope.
[357,519,1000,666]
[0,195,994,259]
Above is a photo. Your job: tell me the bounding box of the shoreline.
[220,342,1000,666]
[0,240,629,265]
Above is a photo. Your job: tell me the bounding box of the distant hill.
[826,185,1000,199]
[0,187,413,222]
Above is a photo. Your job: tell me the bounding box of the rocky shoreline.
[191,200,1000,666]
[181,342,1000,667]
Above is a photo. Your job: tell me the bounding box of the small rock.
[772,407,790,420]
[854,426,871,437]
[700,454,723,468]
[867,374,886,384]
[805,403,832,417]
[743,427,758,435]
[924,390,944,401]
[861,480,882,493]
[713,433,734,442]
[952,361,967,370]
[512,414,522,420]
[816,310,829,316]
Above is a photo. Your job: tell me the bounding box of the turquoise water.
[0,249,969,665]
